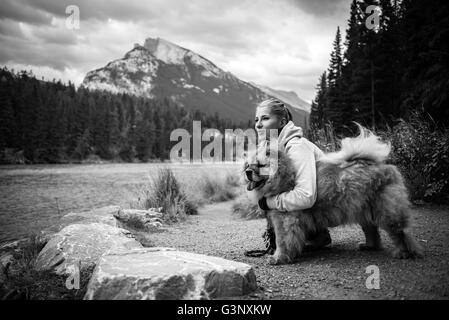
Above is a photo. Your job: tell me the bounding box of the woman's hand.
[258,197,270,211]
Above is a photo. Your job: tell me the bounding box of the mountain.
[83,37,310,129]
[251,83,311,113]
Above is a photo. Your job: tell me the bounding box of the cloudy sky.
[0,0,352,102]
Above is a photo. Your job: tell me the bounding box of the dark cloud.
[0,33,85,70]
[289,0,351,16]
[0,0,52,25]
[31,26,78,45]
[151,12,269,57]
[20,0,167,22]
[0,0,163,26]
[0,20,25,38]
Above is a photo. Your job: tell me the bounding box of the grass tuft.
[132,167,198,222]
[0,234,94,300]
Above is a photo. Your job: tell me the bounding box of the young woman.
[254,98,331,253]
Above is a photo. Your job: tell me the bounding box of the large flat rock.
[84,247,257,300]
[43,206,122,236]
[61,206,120,227]
[114,208,164,231]
[35,223,142,275]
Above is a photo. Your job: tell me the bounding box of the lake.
[0,162,241,244]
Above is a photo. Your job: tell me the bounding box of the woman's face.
[255,106,284,133]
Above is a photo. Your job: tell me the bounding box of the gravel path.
[148,201,449,300]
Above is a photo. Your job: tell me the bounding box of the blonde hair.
[257,98,293,123]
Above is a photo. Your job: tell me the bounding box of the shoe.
[303,229,331,252]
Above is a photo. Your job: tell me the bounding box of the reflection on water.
[0,162,240,244]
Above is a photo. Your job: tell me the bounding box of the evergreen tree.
[135,106,155,161]
[400,0,449,124]
[325,27,345,130]
[73,128,92,159]
[0,97,15,149]
[310,72,328,128]
[327,26,343,88]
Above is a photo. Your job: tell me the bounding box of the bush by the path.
[199,173,237,203]
[232,195,265,220]
[224,171,241,188]
[307,122,340,153]
[308,113,449,204]
[132,168,198,222]
[386,112,449,203]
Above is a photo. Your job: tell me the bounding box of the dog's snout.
[245,170,253,180]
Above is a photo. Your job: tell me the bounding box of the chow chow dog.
[243,125,423,265]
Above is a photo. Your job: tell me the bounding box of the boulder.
[114,208,164,231]
[84,247,257,300]
[35,223,142,275]
[43,206,122,235]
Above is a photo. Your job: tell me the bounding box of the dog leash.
[244,249,269,257]
[244,224,276,257]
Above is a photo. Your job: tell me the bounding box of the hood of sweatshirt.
[278,121,303,147]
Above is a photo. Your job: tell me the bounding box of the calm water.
[0,162,240,244]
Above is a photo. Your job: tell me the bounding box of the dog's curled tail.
[322,123,391,165]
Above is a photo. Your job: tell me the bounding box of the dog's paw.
[267,253,291,265]
[392,249,411,259]
[410,248,424,259]
[359,243,383,251]
[392,248,423,259]
[267,256,280,265]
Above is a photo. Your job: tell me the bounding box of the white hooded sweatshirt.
[266,121,324,212]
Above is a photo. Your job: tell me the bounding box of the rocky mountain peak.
[143,37,189,65]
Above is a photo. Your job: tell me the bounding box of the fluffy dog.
[243,125,423,265]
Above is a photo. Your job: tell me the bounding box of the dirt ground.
[148,201,449,300]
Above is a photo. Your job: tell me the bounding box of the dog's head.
[243,150,271,192]
[242,141,291,197]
